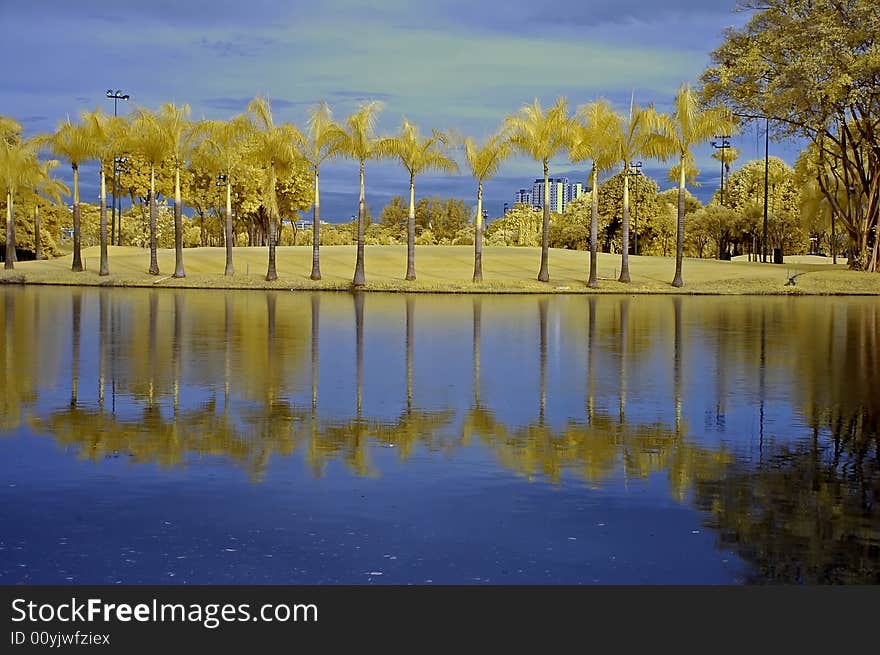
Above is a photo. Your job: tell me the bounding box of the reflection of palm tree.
[586,296,597,422]
[405,297,414,413]
[70,292,82,408]
[99,292,107,408]
[673,298,682,435]
[538,298,548,423]
[618,297,629,423]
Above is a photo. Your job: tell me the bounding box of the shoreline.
[2,245,878,296]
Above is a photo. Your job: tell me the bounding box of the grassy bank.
[1,245,878,295]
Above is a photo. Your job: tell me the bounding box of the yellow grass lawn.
[2,245,878,295]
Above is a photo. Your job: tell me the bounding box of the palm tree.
[125,109,172,275]
[1,134,38,269]
[648,83,734,287]
[337,101,384,287]
[40,117,97,272]
[157,103,197,278]
[378,119,459,281]
[299,101,345,281]
[462,134,510,282]
[503,97,573,282]
[203,114,252,275]
[246,96,303,281]
[83,109,123,276]
[570,100,621,288]
[31,159,69,261]
[608,102,658,283]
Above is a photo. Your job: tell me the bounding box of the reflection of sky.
[2,1,804,219]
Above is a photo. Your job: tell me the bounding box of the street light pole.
[106,90,130,246]
[628,161,643,255]
[732,113,771,262]
[711,136,731,206]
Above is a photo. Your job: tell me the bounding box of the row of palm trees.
[1,83,733,287]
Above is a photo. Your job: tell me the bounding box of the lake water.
[1,288,878,584]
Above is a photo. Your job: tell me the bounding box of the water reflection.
[1,288,879,582]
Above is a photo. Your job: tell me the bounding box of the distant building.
[514,189,532,206]
[527,178,583,213]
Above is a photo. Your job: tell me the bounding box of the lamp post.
[628,161,643,255]
[732,113,770,262]
[711,136,731,207]
[106,90,130,246]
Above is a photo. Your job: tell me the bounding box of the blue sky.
[1,0,801,220]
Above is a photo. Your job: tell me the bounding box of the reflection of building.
[520,178,583,213]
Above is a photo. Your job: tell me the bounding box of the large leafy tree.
[570,100,621,288]
[338,101,383,287]
[39,116,97,272]
[700,0,880,271]
[462,133,510,281]
[378,119,458,281]
[503,97,573,282]
[246,96,303,282]
[649,83,734,287]
[125,109,173,275]
[202,114,252,275]
[298,101,345,281]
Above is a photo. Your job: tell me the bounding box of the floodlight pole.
[106,90,130,245]
[711,136,731,207]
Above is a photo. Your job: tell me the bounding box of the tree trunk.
[4,191,14,269]
[173,166,185,278]
[71,165,83,272]
[99,166,109,276]
[353,161,366,287]
[266,169,278,281]
[34,202,42,260]
[538,161,550,282]
[406,173,416,280]
[149,166,159,275]
[672,156,686,287]
[588,165,599,288]
[473,180,483,282]
[310,167,321,280]
[224,180,234,276]
[619,166,631,283]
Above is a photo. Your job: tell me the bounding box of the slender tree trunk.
[173,166,185,278]
[619,166,631,283]
[72,164,83,272]
[353,162,367,287]
[34,202,42,261]
[473,180,483,282]
[266,169,278,281]
[4,191,14,269]
[538,161,550,282]
[406,173,416,281]
[224,180,234,276]
[588,164,599,288]
[310,167,321,280]
[99,166,109,276]
[672,156,686,287]
[149,166,159,275]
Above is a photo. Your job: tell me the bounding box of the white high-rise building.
[527,178,583,213]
